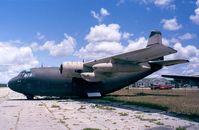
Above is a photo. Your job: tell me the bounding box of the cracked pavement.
[0,87,199,130]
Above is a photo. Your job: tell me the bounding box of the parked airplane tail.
[146,31,163,61]
[147,31,162,47]
[146,31,189,66]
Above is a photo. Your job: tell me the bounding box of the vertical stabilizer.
[147,31,162,47]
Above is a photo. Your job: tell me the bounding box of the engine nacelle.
[81,72,106,82]
[60,62,83,78]
[92,63,150,72]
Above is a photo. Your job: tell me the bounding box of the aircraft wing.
[84,43,177,67]
[60,31,189,83]
[162,75,199,80]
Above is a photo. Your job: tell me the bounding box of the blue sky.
[0,0,199,83]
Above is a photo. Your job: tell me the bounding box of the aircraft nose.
[8,77,18,90]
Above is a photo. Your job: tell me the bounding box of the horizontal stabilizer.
[162,75,199,80]
[149,59,189,66]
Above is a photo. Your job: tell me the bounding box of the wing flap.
[84,44,177,67]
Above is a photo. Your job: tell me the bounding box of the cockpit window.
[24,72,32,78]
[18,70,32,78]
[18,71,25,77]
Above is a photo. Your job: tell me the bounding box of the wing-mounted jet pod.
[8,31,188,99]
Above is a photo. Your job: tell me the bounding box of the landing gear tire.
[26,95,34,100]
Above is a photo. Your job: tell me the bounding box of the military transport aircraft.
[162,74,199,87]
[8,31,188,99]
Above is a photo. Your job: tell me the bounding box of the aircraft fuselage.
[8,65,161,99]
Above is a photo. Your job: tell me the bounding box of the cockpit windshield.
[18,70,33,78]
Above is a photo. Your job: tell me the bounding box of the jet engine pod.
[92,63,150,72]
[81,72,105,82]
[60,62,83,78]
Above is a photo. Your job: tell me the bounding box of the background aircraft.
[8,31,188,99]
[162,75,199,87]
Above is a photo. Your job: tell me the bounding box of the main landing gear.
[26,95,34,100]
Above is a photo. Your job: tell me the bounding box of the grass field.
[103,88,199,120]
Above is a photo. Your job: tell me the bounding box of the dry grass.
[94,104,116,110]
[176,126,187,130]
[104,88,199,117]
[118,112,128,116]
[51,104,60,108]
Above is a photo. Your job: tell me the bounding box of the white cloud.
[0,33,76,83]
[154,0,173,6]
[77,24,124,60]
[36,32,45,40]
[169,37,179,43]
[167,43,199,59]
[76,23,170,61]
[178,33,196,40]
[0,42,39,83]
[142,0,175,10]
[165,42,199,75]
[76,24,137,60]
[189,0,199,25]
[91,8,110,23]
[124,37,169,53]
[116,0,125,6]
[124,37,147,52]
[161,18,182,31]
[31,34,76,57]
[85,24,121,43]
[77,41,124,60]
[122,32,134,39]
[100,8,110,16]
[119,0,175,9]
[162,38,170,46]
[153,0,172,6]
[197,0,199,6]
[190,8,199,25]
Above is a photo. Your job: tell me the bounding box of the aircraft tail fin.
[147,31,162,47]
